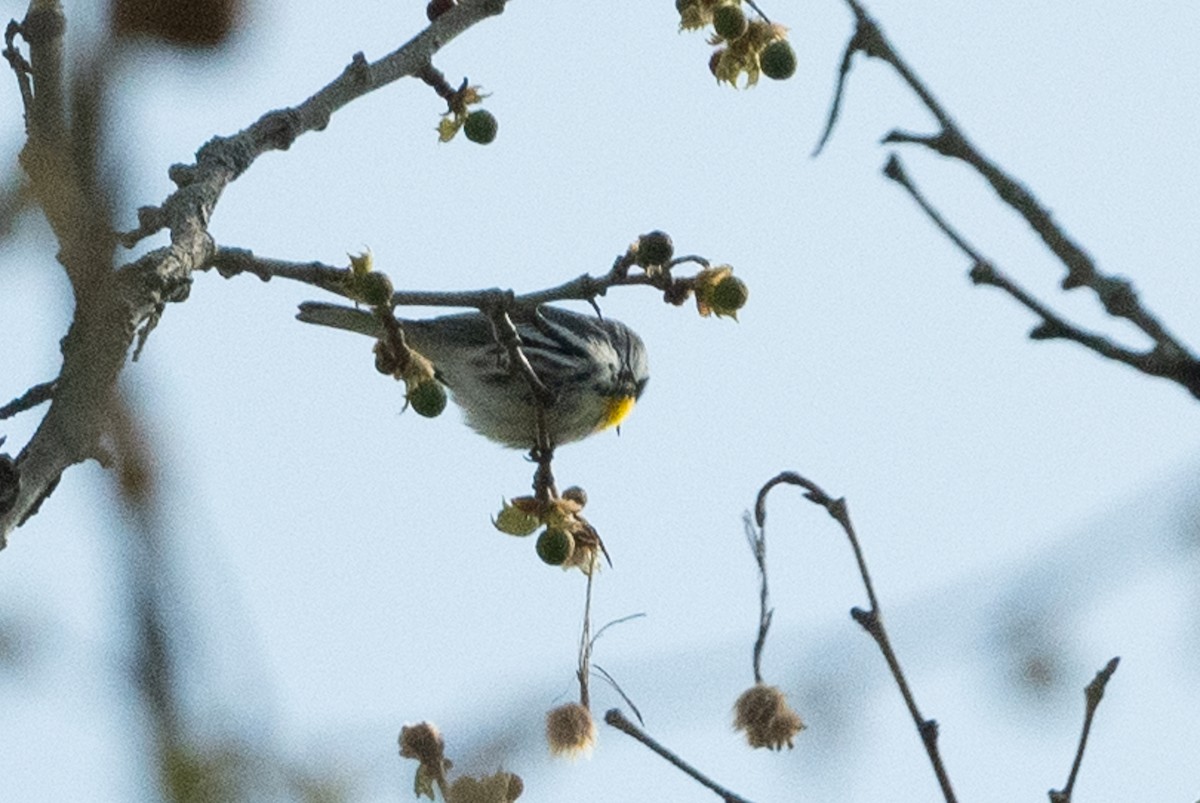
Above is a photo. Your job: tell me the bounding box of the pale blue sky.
[2,1,1199,801]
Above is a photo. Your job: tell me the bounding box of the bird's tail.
[296,301,383,338]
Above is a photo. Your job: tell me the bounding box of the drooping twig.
[755,471,956,803]
[604,709,755,803]
[1048,657,1120,803]
[817,0,1200,399]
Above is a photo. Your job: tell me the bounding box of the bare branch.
[604,709,755,803]
[822,0,1200,399]
[755,471,957,803]
[883,155,1200,397]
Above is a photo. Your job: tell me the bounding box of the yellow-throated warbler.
[297,302,649,449]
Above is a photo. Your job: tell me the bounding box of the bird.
[296,301,649,449]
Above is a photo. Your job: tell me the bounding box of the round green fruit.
[536,528,575,566]
[408,379,447,418]
[711,274,749,314]
[636,230,674,267]
[760,39,797,81]
[712,4,748,41]
[464,110,498,144]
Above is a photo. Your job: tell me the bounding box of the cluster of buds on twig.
[676,0,796,85]
[493,487,606,572]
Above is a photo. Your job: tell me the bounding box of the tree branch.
[0,1,511,546]
[882,155,1200,397]
[818,0,1200,399]
[755,471,957,803]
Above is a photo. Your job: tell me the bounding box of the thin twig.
[604,709,756,803]
[577,570,594,709]
[1049,657,1120,803]
[591,664,644,726]
[589,612,646,649]
[742,513,772,685]
[755,471,956,803]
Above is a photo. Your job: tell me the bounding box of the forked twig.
[816,0,1200,398]
[1049,657,1120,803]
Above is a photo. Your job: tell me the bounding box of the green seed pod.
[712,4,748,41]
[464,110,498,144]
[408,379,448,418]
[636,230,674,267]
[760,39,797,81]
[536,527,575,566]
[711,274,749,315]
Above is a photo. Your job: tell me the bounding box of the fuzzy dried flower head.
[399,722,450,797]
[446,770,524,803]
[546,703,596,757]
[733,683,805,750]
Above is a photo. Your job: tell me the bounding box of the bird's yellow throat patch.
[598,395,636,432]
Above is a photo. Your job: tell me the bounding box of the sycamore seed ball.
[464,110,498,144]
[711,274,749,314]
[760,39,797,81]
[408,379,447,418]
[536,527,575,566]
[712,4,748,41]
[636,230,674,267]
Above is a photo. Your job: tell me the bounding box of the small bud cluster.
[676,0,796,86]
[493,488,604,573]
